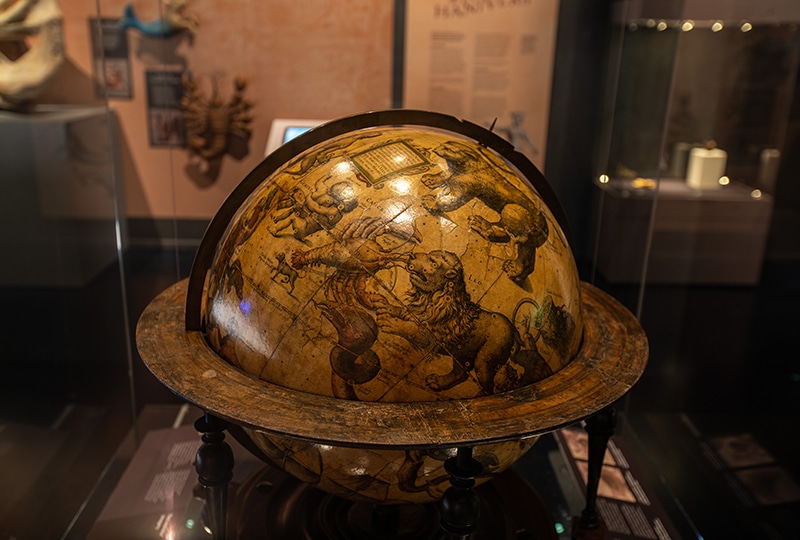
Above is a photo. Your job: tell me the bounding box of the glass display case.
[584,1,800,539]
[592,2,796,287]
[1,1,798,539]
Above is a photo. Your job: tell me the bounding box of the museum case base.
[223,465,557,539]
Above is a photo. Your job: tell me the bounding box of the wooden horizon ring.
[136,279,647,450]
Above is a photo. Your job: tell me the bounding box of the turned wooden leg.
[195,412,234,540]
[573,406,617,539]
[441,446,483,540]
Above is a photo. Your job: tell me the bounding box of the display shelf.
[592,177,773,285]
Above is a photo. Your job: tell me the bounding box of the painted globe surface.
[203,123,583,503]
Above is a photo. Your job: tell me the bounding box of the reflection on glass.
[608,20,797,192]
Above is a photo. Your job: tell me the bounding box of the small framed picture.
[89,17,132,99]
[145,70,186,147]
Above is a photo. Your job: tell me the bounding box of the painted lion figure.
[376,250,552,395]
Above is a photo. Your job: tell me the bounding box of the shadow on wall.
[37,59,150,227]
[37,59,105,107]
[134,32,190,68]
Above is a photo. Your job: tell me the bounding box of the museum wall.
[38,0,394,220]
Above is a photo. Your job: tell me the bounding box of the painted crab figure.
[290,216,419,309]
[180,72,253,173]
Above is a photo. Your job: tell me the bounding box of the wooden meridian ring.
[136,279,647,450]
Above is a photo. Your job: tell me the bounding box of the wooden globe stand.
[136,110,648,539]
[572,407,616,539]
[216,454,556,540]
[189,410,619,539]
[191,426,559,539]
[190,412,619,539]
[193,412,234,540]
[138,280,646,539]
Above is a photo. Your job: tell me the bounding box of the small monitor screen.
[283,126,313,143]
[265,118,327,156]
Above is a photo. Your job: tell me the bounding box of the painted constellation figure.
[376,250,553,395]
[268,177,359,242]
[270,253,298,294]
[291,216,420,399]
[420,141,549,285]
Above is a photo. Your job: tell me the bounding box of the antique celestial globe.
[137,110,647,509]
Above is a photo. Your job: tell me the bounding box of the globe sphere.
[199,117,583,503]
